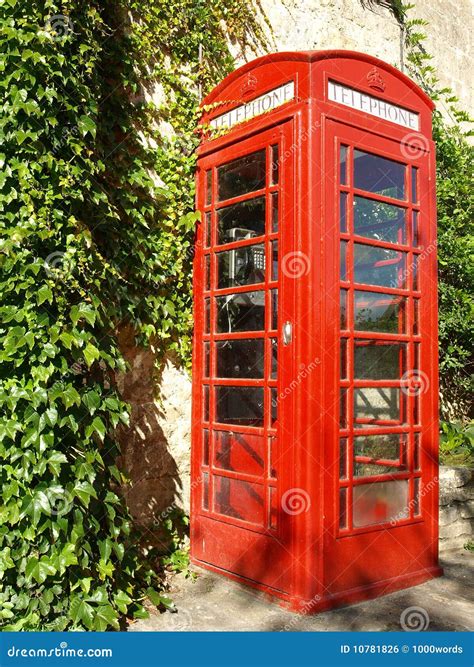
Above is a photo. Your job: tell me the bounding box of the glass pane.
[271,339,277,379]
[414,477,421,515]
[354,149,406,200]
[271,193,278,232]
[204,297,210,333]
[217,149,266,201]
[216,386,264,426]
[414,392,420,425]
[340,192,348,232]
[271,289,278,330]
[414,432,421,471]
[354,290,406,333]
[340,389,347,428]
[340,338,348,379]
[353,243,406,289]
[271,145,279,184]
[205,170,212,205]
[205,212,211,247]
[203,429,209,465]
[340,438,348,479]
[413,298,419,335]
[216,244,265,288]
[271,240,278,281]
[412,210,420,247]
[202,472,209,510]
[205,255,210,291]
[354,341,406,379]
[203,385,210,422]
[411,167,418,203]
[412,254,419,291]
[340,240,348,281]
[214,475,264,525]
[204,342,210,377]
[354,387,403,425]
[353,196,406,244]
[217,197,265,245]
[354,462,399,476]
[339,487,347,529]
[340,145,348,184]
[216,291,264,333]
[354,433,405,461]
[271,388,277,426]
[353,480,409,527]
[214,430,265,476]
[340,289,348,330]
[216,339,264,378]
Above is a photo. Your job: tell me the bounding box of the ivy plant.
[0,0,266,631]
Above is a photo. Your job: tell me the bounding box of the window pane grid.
[199,133,285,530]
[338,138,424,534]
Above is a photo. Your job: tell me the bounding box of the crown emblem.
[240,74,258,98]
[367,67,386,93]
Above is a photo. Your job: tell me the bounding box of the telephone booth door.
[322,119,439,595]
[191,122,298,594]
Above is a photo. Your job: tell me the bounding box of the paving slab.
[129,548,473,632]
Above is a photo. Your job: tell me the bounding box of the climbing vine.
[0,0,267,630]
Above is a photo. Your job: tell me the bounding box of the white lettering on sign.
[328,80,419,131]
[210,81,295,130]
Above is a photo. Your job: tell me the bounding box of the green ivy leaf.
[77,115,97,138]
[93,604,119,631]
[25,557,57,584]
[69,597,94,630]
[37,285,53,306]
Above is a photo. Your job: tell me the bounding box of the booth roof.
[201,49,435,111]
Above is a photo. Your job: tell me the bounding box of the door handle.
[282,321,293,346]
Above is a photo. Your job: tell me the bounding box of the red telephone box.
[191,50,442,613]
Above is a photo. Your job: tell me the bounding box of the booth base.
[190,556,444,615]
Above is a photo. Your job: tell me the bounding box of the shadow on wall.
[115,326,192,548]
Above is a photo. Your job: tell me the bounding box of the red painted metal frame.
[191,50,442,613]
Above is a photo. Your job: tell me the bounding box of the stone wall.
[439,467,474,551]
[252,0,473,119]
[116,326,192,537]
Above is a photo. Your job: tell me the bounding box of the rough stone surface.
[439,466,473,492]
[439,467,474,552]
[129,548,473,632]
[116,326,192,533]
[251,0,473,119]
